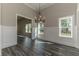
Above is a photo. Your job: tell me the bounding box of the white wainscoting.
[44,26,77,48]
[2,26,17,48]
[76,29,79,48]
[0,25,1,56]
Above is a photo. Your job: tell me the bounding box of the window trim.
[59,16,73,38]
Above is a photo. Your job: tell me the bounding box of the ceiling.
[25,3,54,11]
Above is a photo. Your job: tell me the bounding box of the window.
[25,24,28,32]
[59,16,73,38]
[35,22,44,38]
[25,23,32,33]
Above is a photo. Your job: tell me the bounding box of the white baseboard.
[2,42,17,49]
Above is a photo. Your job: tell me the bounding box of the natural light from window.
[59,16,73,38]
[25,23,32,33]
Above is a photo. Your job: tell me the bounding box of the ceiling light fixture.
[35,3,46,23]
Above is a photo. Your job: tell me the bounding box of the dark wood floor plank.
[2,36,79,56]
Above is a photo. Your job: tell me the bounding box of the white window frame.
[59,16,73,38]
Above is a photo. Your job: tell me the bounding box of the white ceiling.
[25,3,54,11]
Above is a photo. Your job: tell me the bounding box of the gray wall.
[42,3,77,27]
[42,3,77,48]
[1,3,36,48]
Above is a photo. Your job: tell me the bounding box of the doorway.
[17,15,32,44]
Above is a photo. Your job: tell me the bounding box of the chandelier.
[35,3,45,23]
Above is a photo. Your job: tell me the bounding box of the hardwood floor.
[2,36,79,56]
